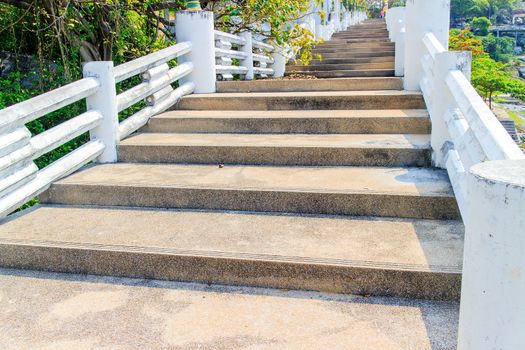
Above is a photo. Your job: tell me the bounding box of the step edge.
[46,181,456,199]
[0,238,462,274]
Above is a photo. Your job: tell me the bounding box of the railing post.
[431,51,471,168]
[386,7,406,77]
[458,160,525,350]
[239,31,254,80]
[395,31,406,77]
[404,0,451,90]
[271,46,287,78]
[175,11,216,93]
[83,61,119,163]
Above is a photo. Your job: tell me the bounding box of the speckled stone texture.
[174,91,426,111]
[0,205,463,300]
[0,268,459,350]
[118,133,431,167]
[39,163,460,220]
[144,110,430,134]
[216,77,403,93]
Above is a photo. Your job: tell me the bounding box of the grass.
[506,110,525,128]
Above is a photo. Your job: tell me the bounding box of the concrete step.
[315,42,394,49]
[333,32,389,37]
[313,48,395,55]
[315,51,395,58]
[40,163,460,220]
[331,37,391,43]
[216,77,402,93]
[305,57,395,65]
[175,91,426,111]
[0,268,460,350]
[118,133,431,167]
[286,62,394,71]
[0,205,463,300]
[143,109,430,134]
[284,69,395,78]
[332,33,390,39]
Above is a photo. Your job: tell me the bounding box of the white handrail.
[214,30,246,46]
[422,32,446,59]
[118,82,195,140]
[0,39,195,217]
[215,48,248,60]
[446,70,525,161]
[113,42,192,83]
[0,78,99,132]
[0,140,105,216]
[116,62,193,112]
[29,111,103,159]
[253,40,274,52]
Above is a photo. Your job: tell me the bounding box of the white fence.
[214,30,276,80]
[387,2,525,349]
[0,41,194,218]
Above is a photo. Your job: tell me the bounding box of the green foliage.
[450,28,521,109]
[214,0,322,64]
[470,16,492,36]
[506,78,525,102]
[451,0,516,22]
[451,0,489,20]
[471,56,511,107]
[449,29,486,57]
[480,34,514,62]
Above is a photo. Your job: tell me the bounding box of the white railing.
[214,30,249,80]
[214,30,277,80]
[0,41,193,217]
[114,42,195,140]
[396,2,525,348]
[385,7,406,77]
[419,31,525,217]
[252,39,275,78]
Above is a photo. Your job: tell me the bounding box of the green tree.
[450,28,516,109]
[451,0,516,22]
[481,34,514,62]
[451,0,489,20]
[470,16,492,36]
[471,56,511,108]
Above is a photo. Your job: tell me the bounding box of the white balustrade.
[399,1,525,348]
[0,32,194,217]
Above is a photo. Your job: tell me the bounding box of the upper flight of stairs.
[0,19,463,348]
[287,19,395,78]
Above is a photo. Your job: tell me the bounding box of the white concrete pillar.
[395,30,406,77]
[271,46,287,78]
[239,31,254,80]
[430,51,471,168]
[404,0,451,91]
[386,7,405,42]
[458,159,525,350]
[175,11,216,93]
[83,61,119,163]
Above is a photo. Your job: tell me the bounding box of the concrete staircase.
[0,19,462,348]
[287,19,395,78]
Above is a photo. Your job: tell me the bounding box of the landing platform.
[0,268,459,349]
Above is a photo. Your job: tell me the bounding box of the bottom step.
[0,205,464,300]
[0,268,459,350]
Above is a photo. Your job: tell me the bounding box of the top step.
[217,78,403,93]
[175,91,426,111]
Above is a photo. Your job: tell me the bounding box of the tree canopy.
[451,0,518,22]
